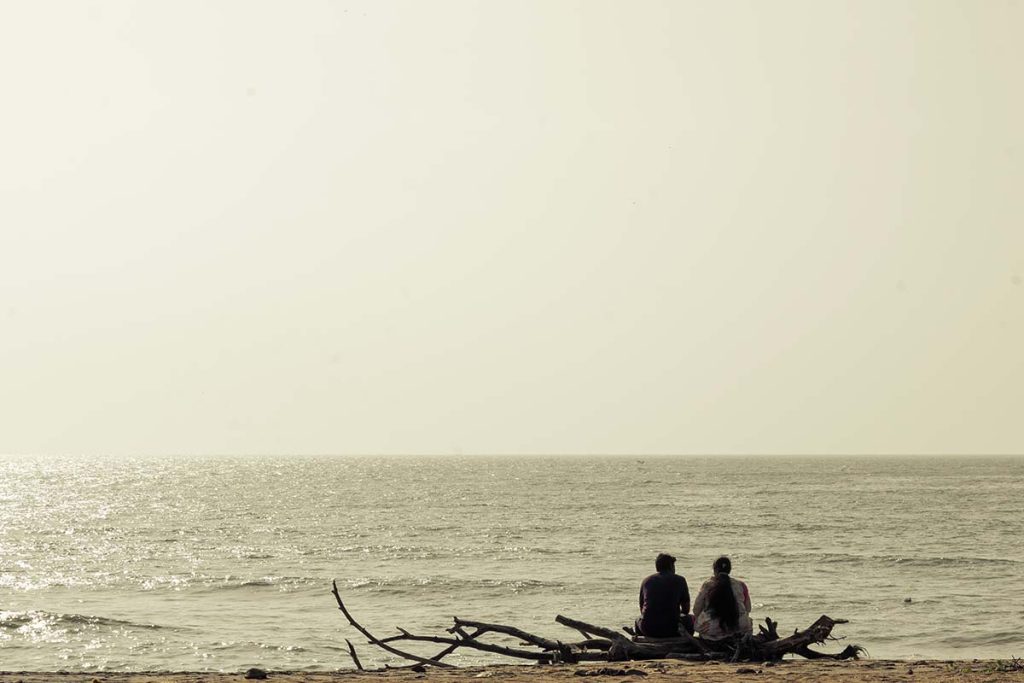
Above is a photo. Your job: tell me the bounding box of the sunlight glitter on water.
[1,455,1022,670]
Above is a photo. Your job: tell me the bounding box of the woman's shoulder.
[730,576,750,601]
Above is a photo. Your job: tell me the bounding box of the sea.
[1,455,1021,671]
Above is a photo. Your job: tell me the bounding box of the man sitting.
[635,553,694,637]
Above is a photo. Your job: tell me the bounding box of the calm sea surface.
[1,456,1021,671]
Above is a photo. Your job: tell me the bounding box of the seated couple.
[635,553,752,641]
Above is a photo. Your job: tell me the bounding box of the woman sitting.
[692,556,753,640]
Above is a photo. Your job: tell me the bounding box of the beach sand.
[3,659,1022,683]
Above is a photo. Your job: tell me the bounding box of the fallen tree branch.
[452,618,565,651]
[344,639,363,670]
[379,628,554,661]
[330,580,455,669]
[425,627,485,663]
[757,615,841,660]
[555,615,630,642]
[635,629,710,656]
[758,617,780,641]
[330,580,862,667]
[795,644,867,660]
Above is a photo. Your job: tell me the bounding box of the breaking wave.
[0,610,167,632]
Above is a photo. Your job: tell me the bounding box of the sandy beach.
[2,659,1022,683]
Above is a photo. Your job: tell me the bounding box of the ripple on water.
[0,455,1021,669]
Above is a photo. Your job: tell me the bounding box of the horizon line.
[2,452,1022,458]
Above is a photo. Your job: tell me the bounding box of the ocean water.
[0,455,1021,671]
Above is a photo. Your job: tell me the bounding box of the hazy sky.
[1,1,1021,456]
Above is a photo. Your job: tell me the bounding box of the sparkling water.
[1,455,1021,671]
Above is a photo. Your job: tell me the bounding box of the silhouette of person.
[635,553,694,637]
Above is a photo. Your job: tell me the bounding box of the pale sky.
[1,1,1021,456]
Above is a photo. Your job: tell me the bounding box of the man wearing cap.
[635,553,694,637]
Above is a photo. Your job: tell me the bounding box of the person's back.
[636,553,691,637]
[693,556,752,640]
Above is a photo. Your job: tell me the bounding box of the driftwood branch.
[635,630,710,655]
[555,615,629,642]
[758,617,780,640]
[757,615,841,659]
[380,629,553,661]
[330,580,862,668]
[344,639,364,670]
[796,644,867,660]
[452,618,565,651]
[424,627,485,663]
[330,580,455,669]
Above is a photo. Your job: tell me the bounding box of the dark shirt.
[638,571,690,637]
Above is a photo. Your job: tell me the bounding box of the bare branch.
[756,615,843,660]
[426,627,485,663]
[330,580,455,669]
[555,615,629,641]
[569,638,615,651]
[635,630,709,655]
[452,618,564,651]
[344,639,364,671]
[384,628,554,661]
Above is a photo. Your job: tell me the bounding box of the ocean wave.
[934,630,1024,647]
[0,610,166,632]
[890,556,1020,568]
[199,639,309,653]
[758,551,1020,568]
[0,573,98,591]
[190,575,321,592]
[330,543,562,558]
[341,576,562,595]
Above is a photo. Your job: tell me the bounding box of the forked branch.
[330,580,455,669]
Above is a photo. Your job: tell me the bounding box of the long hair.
[707,573,739,632]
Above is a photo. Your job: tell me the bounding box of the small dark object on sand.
[574,667,647,677]
[735,668,760,674]
[904,597,912,603]
[244,668,268,679]
[410,664,427,673]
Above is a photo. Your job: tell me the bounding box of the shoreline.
[2,659,1022,682]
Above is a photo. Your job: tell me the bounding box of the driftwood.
[331,579,864,668]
